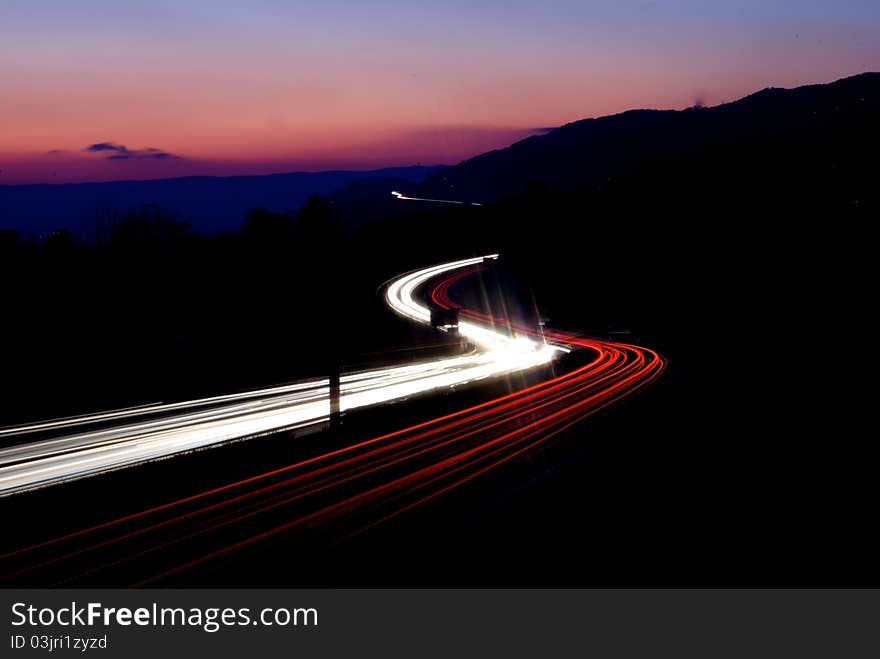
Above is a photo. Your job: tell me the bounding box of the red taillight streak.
[1,266,665,586]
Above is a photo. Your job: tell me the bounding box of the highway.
[0,257,664,585]
[0,255,560,496]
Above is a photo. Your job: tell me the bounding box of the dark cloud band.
[84,142,180,160]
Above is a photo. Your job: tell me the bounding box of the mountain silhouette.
[385,72,880,204]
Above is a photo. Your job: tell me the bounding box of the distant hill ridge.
[3,72,877,236]
[400,72,880,203]
[0,166,437,238]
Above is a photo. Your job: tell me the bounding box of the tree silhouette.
[241,208,293,243]
[96,204,190,246]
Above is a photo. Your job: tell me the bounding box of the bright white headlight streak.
[0,256,561,496]
[391,191,482,206]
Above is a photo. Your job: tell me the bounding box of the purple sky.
[2,0,878,183]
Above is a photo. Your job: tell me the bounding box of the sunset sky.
[2,0,878,183]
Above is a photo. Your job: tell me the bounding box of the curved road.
[0,255,560,496]
[0,257,664,585]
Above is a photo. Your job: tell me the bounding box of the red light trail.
[0,260,664,586]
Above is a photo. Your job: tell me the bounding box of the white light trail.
[391,191,482,206]
[0,256,561,496]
